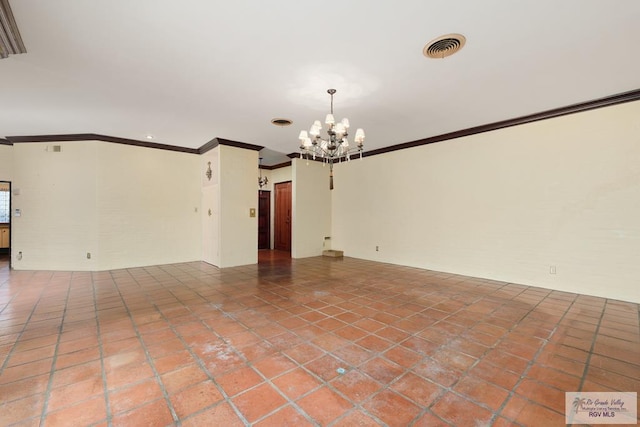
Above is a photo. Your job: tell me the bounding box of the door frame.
[258,190,270,250]
[273,181,292,252]
[0,180,11,269]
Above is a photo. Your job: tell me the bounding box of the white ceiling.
[2,1,640,165]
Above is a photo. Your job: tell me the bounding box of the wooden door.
[274,182,292,252]
[258,190,270,249]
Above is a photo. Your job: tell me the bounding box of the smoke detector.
[423,34,466,59]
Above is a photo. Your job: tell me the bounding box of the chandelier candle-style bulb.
[298,88,365,190]
[309,121,322,137]
[325,114,335,125]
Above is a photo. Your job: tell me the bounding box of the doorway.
[0,181,11,267]
[274,181,291,252]
[258,190,270,249]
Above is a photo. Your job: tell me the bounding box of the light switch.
[249,208,256,218]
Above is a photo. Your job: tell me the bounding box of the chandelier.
[298,89,365,189]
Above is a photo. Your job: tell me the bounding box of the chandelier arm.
[301,141,362,158]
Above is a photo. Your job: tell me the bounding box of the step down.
[323,250,344,258]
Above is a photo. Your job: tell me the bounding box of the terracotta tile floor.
[0,252,638,426]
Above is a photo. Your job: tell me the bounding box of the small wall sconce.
[205,162,212,181]
[258,158,268,188]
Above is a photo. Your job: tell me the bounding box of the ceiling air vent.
[271,118,292,127]
[423,34,466,59]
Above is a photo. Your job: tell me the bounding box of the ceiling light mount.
[423,33,466,59]
[298,89,365,190]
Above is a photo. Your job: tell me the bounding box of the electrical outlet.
[87,252,91,259]
[376,246,379,252]
[550,265,556,274]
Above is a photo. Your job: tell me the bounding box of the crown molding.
[260,161,292,170]
[4,133,264,155]
[5,133,199,153]
[198,137,263,154]
[363,88,640,158]
[4,88,638,160]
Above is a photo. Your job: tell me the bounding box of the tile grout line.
[397,285,536,425]
[0,271,48,374]
[395,283,571,425]
[269,293,448,426]
[152,297,254,425]
[151,264,323,426]
[166,266,624,426]
[109,269,182,425]
[286,282,474,426]
[129,265,255,425]
[399,287,529,426]
[576,298,608,392]
[487,289,581,425]
[245,269,568,425]
[93,272,114,427]
[38,273,74,426]
[156,264,383,426]
[3,258,637,427]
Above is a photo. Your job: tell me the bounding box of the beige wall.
[95,142,201,269]
[218,145,258,267]
[201,147,220,266]
[11,141,201,270]
[7,139,260,271]
[0,145,13,181]
[292,158,331,258]
[4,100,639,303]
[12,142,99,270]
[332,100,640,303]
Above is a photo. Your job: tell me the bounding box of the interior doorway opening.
[274,181,292,252]
[0,181,11,268]
[258,190,270,250]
